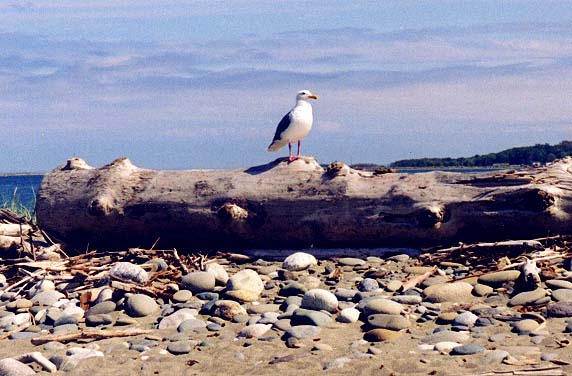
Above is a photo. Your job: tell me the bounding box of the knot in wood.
[373,167,396,175]
[325,161,349,178]
[62,158,93,171]
[217,203,248,223]
[88,198,112,217]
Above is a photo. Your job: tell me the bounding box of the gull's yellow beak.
[308,94,318,100]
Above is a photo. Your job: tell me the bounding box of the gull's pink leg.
[288,143,296,162]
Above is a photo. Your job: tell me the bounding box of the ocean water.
[0,175,44,212]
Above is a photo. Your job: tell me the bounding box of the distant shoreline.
[0,173,45,177]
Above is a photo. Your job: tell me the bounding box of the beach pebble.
[167,341,192,355]
[109,262,148,284]
[334,288,358,301]
[450,344,485,355]
[86,314,114,327]
[546,279,572,290]
[125,294,159,317]
[473,284,494,297]
[363,328,402,342]
[159,308,197,329]
[301,289,338,313]
[213,300,247,321]
[477,270,520,286]
[367,314,410,330]
[358,278,379,292]
[31,291,65,306]
[385,280,403,292]
[86,301,116,317]
[512,319,540,334]
[391,295,423,304]
[338,258,365,266]
[178,319,207,332]
[291,308,333,327]
[282,252,317,271]
[508,288,546,306]
[323,357,352,371]
[0,358,36,376]
[423,282,473,303]
[434,341,462,352]
[237,324,271,338]
[453,312,479,327]
[422,330,471,344]
[337,308,360,323]
[181,272,216,293]
[66,347,104,361]
[552,289,572,302]
[279,282,307,296]
[172,290,193,303]
[287,325,321,339]
[546,302,572,317]
[483,350,510,364]
[205,263,229,285]
[225,290,260,302]
[227,269,264,294]
[362,299,403,316]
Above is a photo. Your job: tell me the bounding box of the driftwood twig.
[31,328,153,345]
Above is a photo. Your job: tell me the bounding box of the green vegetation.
[390,141,572,168]
[1,188,35,223]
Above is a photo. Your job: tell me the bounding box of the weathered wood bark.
[36,156,572,250]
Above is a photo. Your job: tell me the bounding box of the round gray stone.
[546,302,572,317]
[450,344,485,355]
[301,289,338,313]
[291,308,333,327]
[85,314,114,327]
[552,289,572,302]
[167,341,192,355]
[423,282,473,303]
[287,325,321,339]
[546,279,572,290]
[177,319,206,332]
[508,288,546,306]
[358,278,379,292]
[227,269,263,294]
[337,308,360,323]
[181,272,216,293]
[282,252,317,271]
[0,358,35,376]
[512,319,540,334]
[453,312,479,327]
[172,290,193,303]
[125,294,159,317]
[477,270,521,286]
[367,314,411,330]
[109,262,148,284]
[362,299,403,316]
[86,301,116,317]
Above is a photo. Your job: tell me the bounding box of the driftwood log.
[36,156,572,250]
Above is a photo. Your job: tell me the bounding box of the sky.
[2,1,572,172]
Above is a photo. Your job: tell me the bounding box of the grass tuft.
[0,187,36,223]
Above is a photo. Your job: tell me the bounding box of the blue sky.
[2,1,572,172]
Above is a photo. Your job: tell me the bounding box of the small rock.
[177,319,207,332]
[434,341,462,353]
[159,308,197,329]
[477,270,521,286]
[172,290,193,303]
[109,262,148,284]
[451,344,485,355]
[546,302,572,317]
[453,312,479,327]
[300,289,338,313]
[546,279,572,290]
[291,308,333,327]
[338,257,366,266]
[279,282,307,296]
[227,269,264,294]
[337,308,360,323]
[225,290,260,302]
[508,288,546,306]
[205,263,229,285]
[237,324,271,338]
[287,325,321,339]
[368,314,411,330]
[167,341,192,355]
[512,319,540,334]
[423,282,474,303]
[181,272,216,293]
[358,278,379,292]
[552,289,572,302]
[0,358,35,376]
[483,350,510,364]
[31,291,65,306]
[473,284,494,297]
[363,328,402,342]
[213,300,247,321]
[391,295,423,304]
[422,330,471,344]
[282,252,317,271]
[85,314,114,327]
[362,299,403,316]
[125,294,159,317]
[385,280,403,292]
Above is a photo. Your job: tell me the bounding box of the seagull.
[267,89,318,162]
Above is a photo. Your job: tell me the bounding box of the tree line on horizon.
[388,141,572,168]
